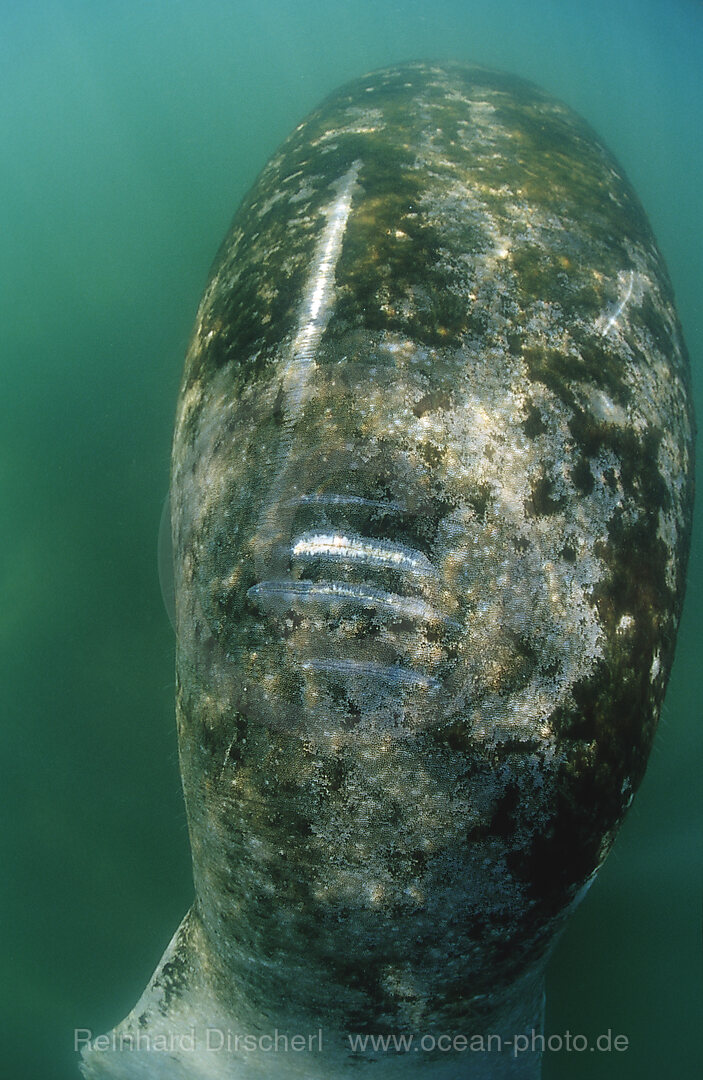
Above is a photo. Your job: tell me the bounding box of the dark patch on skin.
[490,91,652,253]
[421,440,444,468]
[466,482,492,520]
[331,169,479,346]
[490,782,521,837]
[570,332,633,405]
[509,246,603,319]
[153,946,190,1015]
[522,402,547,438]
[570,454,595,495]
[593,513,674,647]
[570,412,670,507]
[509,784,603,916]
[519,607,665,915]
[519,503,681,912]
[413,389,452,417]
[522,338,672,511]
[525,473,566,516]
[522,345,578,403]
[506,331,524,356]
[523,342,629,410]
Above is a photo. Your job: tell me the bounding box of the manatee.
[81,61,694,1079]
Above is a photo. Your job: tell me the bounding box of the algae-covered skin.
[81,62,694,1079]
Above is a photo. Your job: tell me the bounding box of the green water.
[1,2,700,1078]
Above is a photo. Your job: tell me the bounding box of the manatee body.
[82,62,693,1080]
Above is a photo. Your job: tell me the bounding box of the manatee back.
[170,61,694,1030]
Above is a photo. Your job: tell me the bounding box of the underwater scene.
[1,2,701,1078]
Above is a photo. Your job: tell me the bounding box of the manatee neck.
[81,906,545,1080]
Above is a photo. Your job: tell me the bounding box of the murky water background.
[1,2,700,1077]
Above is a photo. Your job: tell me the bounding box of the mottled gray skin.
[82,62,693,1079]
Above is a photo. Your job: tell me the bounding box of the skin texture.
[81,62,694,1080]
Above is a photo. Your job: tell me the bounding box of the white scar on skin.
[247,578,456,625]
[600,269,634,335]
[281,160,362,416]
[252,162,362,575]
[301,657,440,691]
[291,532,436,576]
